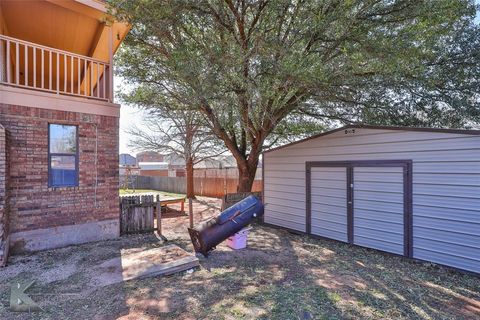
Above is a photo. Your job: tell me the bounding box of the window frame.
[48,123,79,188]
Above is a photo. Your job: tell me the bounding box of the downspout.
[94,123,99,209]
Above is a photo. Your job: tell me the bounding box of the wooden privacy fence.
[121,175,262,198]
[195,178,262,198]
[120,195,162,235]
[221,191,263,210]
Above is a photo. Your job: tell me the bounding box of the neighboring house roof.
[136,151,162,157]
[163,154,186,166]
[195,156,237,169]
[263,124,480,154]
[138,162,169,170]
[119,153,136,166]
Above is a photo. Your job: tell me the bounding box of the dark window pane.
[50,155,77,186]
[49,124,76,154]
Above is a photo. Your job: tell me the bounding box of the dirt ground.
[0,196,479,320]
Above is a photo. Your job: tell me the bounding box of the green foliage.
[109,0,480,188]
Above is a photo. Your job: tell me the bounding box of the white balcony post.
[83,58,87,96]
[71,56,74,94]
[6,40,11,83]
[33,47,36,88]
[90,61,94,97]
[25,45,28,86]
[56,52,60,94]
[41,49,44,89]
[15,42,19,85]
[49,50,52,90]
[77,58,81,95]
[64,53,67,92]
[102,63,106,99]
[108,23,114,102]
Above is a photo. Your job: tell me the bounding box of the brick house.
[136,151,164,164]
[0,0,129,265]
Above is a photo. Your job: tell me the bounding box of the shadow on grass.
[135,225,480,319]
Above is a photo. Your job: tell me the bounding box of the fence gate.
[120,195,159,234]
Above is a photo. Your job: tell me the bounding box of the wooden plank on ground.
[91,245,199,287]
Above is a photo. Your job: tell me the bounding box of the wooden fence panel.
[120,175,262,198]
[120,195,157,234]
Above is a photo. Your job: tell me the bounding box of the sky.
[119,2,480,155]
[118,95,143,154]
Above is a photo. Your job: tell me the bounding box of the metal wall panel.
[353,167,404,255]
[263,128,480,272]
[310,167,348,242]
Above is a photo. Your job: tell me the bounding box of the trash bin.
[226,227,251,250]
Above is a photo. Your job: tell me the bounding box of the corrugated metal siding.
[263,128,480,273]
[310,167,348,242]
[353,167,404,255]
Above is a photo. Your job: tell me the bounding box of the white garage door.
[310,167,348,242]
[353,167,405,255]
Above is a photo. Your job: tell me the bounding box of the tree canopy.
[110,0,480,190]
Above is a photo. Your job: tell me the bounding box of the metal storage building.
[262,125,480,274]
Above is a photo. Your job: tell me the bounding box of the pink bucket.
[226,228,252,250]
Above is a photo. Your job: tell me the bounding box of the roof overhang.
[263,124,480,154]
[0,0,129,61]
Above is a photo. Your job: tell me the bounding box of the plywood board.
[91,245,199,287]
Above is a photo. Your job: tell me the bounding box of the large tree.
[110,0,480,191]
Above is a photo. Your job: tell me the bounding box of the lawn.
[0,197,478,319]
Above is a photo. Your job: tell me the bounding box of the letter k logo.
[10,280,41,312]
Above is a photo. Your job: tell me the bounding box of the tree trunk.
[186,157,195,198]
[237,161,258,192]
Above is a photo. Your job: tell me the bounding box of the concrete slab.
[92,244,199,287]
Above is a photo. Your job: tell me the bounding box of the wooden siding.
[263,128,480,273]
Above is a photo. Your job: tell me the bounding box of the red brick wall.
[136,151,164,163]
[0,104,119,251]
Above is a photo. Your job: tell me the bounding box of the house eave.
[0,84,120,117]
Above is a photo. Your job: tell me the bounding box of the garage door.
[307,161,412,257]
[353,167,405,255]
[310,167,348,242]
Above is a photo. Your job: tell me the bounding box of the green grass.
[119,188,185,198]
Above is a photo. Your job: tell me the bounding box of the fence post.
[156,194,161,235]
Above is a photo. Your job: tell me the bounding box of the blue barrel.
[188,195,264,256]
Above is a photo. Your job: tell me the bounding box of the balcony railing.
[0,34,111,101]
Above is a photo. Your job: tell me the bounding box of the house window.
[48,124,78,187]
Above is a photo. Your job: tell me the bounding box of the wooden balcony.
[0,34,112,102]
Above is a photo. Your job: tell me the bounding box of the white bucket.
[226,227,252,250]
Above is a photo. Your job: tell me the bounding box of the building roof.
[138,162,169,170]
[119,153,136,166]
[263,124,480,154]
